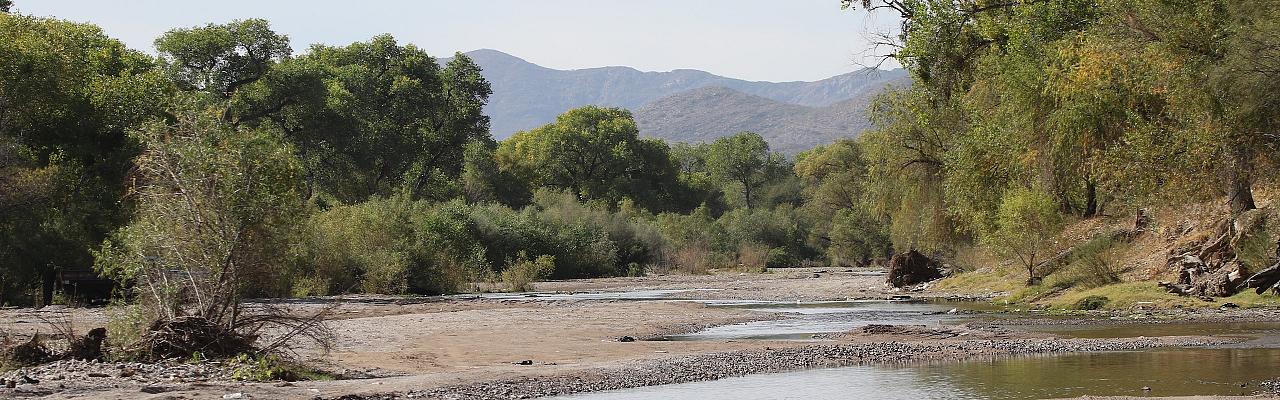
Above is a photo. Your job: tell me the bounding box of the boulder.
[886,250,944,288]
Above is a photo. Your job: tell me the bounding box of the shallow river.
[552,347,1280,399]
[518,291,1280,399]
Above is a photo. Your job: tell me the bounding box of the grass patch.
[1219,290,1280,308]
[1073,295,1110,310]
[933,267,1024,295]
[1046,282,1208,310]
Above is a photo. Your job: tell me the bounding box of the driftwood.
[1241,240,1280,294]
[1243,263,1280,295]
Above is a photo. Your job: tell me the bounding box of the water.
[465,289,711,301]
[665,300,976,340]
[551,348,1280,399]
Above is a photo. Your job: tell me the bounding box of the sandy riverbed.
[0,268,1277,400]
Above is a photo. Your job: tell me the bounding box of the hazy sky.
[15,1,902,82]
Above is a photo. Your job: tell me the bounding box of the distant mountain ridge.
[450,49,909,150]
[635,86,878,155]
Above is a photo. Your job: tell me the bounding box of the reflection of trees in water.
[919,348,1280,399]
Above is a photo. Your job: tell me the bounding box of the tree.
[985,187,1063,285]
[794,139,890,264]
[155,19,290,99]
[706,132,777,210]
[0,14,168,303]
[0,1,12,13]
[1104,0,1280,214]
[495,106,641,203]
[96,97,305,331]
[290,37,489,202]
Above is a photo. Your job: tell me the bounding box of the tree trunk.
[1228,174,1256,215]
[742,178,754,210]
[1226,145,1257,215]
[1083,178,1098,218]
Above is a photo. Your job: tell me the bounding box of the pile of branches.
[1,320,108,368]
[134,305,335,361]
[1242,242,1280,295]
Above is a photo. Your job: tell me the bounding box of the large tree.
[496,106,642,204]
[705,132,778,210]
[155,19,290,100]
[0,13,169,303]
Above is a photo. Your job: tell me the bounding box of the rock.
[21,375,38,384]
[141,386,171,394]
[886,250,944,288]
[513,360,533,365]
[616,336,636,343]
[87,372,109,378]
[1220,302,1240,310]
[222,392,245,399]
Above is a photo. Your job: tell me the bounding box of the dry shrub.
[736,245,769,272]
[93,107,333,361]
[669,246,713,275]
[37,315,106,361]
[0,331,51,368]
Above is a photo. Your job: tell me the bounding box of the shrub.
[1074,295,1110,310]
[501,252,555,292]
[985,187,1064,285]
[297,197,486,296]
[737,245,770,271]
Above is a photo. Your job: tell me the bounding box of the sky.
[15,0,903,82]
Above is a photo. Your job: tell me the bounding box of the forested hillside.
[844,0,1280,303]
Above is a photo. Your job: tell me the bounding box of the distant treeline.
[0,10,892,304]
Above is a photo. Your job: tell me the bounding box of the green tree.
[0,14,169,303]
[296,37,490,201]
[985,187,1063,284]
[1104,0,1280,214]
[155,19,290,99]
[495,106,642,204]
[794,139,890,264]
[96,98,305,324]
[705,132,777,210]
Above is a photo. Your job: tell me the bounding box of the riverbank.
[1,269,1279,399]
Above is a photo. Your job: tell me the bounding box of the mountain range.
[452,49,909,153]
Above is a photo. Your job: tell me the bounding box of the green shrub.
[230,354,332,382]
[985,187,1064,284]
[501,252,555,292]
[296,196,485,295]
[1073,295,1110,310]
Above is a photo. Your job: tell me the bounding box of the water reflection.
[666,301,972,340]
[552,348,1280,399]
